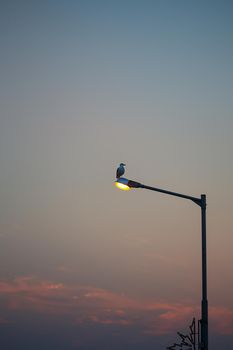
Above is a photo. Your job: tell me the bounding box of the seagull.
[116,163,126,178]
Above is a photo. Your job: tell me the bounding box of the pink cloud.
[0,276,232,336]
[210,306,233,335]
[0,316,10,324]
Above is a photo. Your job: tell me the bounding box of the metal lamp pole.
[115,178,208,350]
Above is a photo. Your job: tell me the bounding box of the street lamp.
[115,175,208,350]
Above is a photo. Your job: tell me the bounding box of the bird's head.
[120,163,126,167]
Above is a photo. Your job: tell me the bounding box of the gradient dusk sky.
[0,1,233,349]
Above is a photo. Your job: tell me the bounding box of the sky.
[0,1,233,349]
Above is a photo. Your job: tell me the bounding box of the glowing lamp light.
[115,177,131,191]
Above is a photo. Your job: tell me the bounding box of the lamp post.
[115,176,208,350]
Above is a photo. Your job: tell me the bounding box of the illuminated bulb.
[115,181,131,191]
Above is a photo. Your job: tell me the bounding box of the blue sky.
[0,1,233,349]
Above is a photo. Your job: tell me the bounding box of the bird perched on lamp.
[116,163,126,178]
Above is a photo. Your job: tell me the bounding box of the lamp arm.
[129,182,202,207]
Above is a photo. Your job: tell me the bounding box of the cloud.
[210,306,233,335]
[0,316,10,324]
[0,276,232,336]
